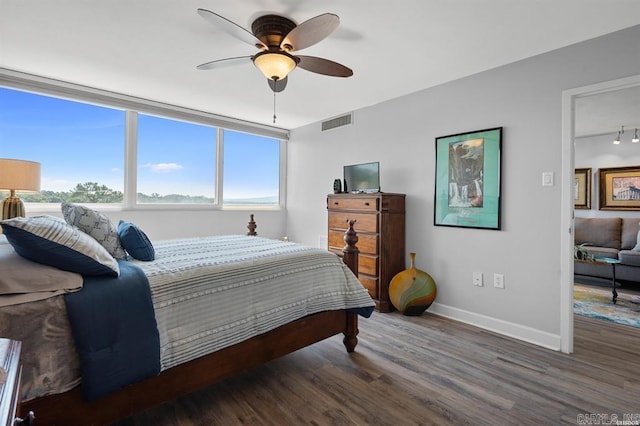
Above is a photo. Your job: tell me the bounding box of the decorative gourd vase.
[389,252,437,316]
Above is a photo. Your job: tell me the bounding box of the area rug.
[573,284,640,328]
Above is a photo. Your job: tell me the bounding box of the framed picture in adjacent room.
[598,165,640,210]
[574,168,591,209]
[434,127,502,230]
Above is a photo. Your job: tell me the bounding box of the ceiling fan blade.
[197,9,266,49]
[196,56,253,70]
[280,13,339,52]
[268,76,288,93]
[297,55,353,77]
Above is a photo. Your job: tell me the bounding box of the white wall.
[575,133,640,219]
[27,207,287,241]
[286,25,640,349]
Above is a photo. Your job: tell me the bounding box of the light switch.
[542,172,554,187]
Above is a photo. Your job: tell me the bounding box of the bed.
[0,213,372,425]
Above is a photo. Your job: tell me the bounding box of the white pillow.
[634,222,640,251]
[61,202,127,259]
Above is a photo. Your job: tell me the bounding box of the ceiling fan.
[196,8,353,96]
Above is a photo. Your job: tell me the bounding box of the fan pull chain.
[273,89,277,123]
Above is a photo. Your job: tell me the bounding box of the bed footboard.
[20,310,358,425]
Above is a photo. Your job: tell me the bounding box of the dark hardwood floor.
[114,312,640,426]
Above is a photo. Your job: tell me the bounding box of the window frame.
[0,69,289,212]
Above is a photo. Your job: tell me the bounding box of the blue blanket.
[349,306,375,318]
[64,260,160,401]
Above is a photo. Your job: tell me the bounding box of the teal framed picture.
[434,127,502,230]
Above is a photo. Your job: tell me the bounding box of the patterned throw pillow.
[61,202,127,259]
[0,215,119,277]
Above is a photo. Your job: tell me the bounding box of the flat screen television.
[343,161,380,193]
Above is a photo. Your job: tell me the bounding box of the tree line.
[17,182,214,204]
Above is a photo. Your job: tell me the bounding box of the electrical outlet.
[473,272,483,287]
[493,273,505,289]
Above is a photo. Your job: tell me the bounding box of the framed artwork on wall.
[574,168,591,209]
[434,127,502,230]
[598,166,640,210]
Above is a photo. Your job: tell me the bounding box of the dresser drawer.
[359,254,378,276]
[358,275,378,299]
[328,196,379,212]
[328,230,378,255]
[328,248,378,279]
[328,212,378,233]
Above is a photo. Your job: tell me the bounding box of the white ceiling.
[575,86,640,139]
[1,0,639,131]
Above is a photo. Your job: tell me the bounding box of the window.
[137,114,216,204]
[223,130,280,205]
[0,84,285,209]
[0,87,125,204]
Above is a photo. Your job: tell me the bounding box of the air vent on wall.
[321,113,352,131]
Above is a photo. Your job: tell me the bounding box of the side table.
[593,257,621,304]
[0,338,22,425]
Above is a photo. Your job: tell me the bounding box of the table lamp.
[0,158,41,220]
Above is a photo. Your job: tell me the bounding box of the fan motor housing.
[251,15,296,48]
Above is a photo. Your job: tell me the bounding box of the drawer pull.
[334,201,339,205]
[364,202,370,206]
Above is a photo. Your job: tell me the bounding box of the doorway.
[561,74,640,353]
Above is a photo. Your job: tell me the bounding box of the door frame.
[560,74,640,353]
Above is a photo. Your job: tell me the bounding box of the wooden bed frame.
[19,220,363,425]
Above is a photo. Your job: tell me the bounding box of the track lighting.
[612,125,640,144]
[613,126,623,144]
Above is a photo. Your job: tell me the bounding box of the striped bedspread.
[131,235,375,371]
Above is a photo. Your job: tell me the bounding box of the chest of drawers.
[327,193,406,312]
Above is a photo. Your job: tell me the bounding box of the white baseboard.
[428,302,562,351]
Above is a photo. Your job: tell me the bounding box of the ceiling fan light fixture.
[253,51,297,81]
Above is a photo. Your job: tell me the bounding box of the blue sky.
[0,87,279,199]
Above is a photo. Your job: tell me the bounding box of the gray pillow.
[61,203,127,259]
[633,223,640,251]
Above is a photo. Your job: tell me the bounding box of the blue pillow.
[1,215,119,277]
[118,220,155,261]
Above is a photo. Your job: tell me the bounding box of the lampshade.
[253,51,297,81]
[0,159,41,192]
[0,158,41,220]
